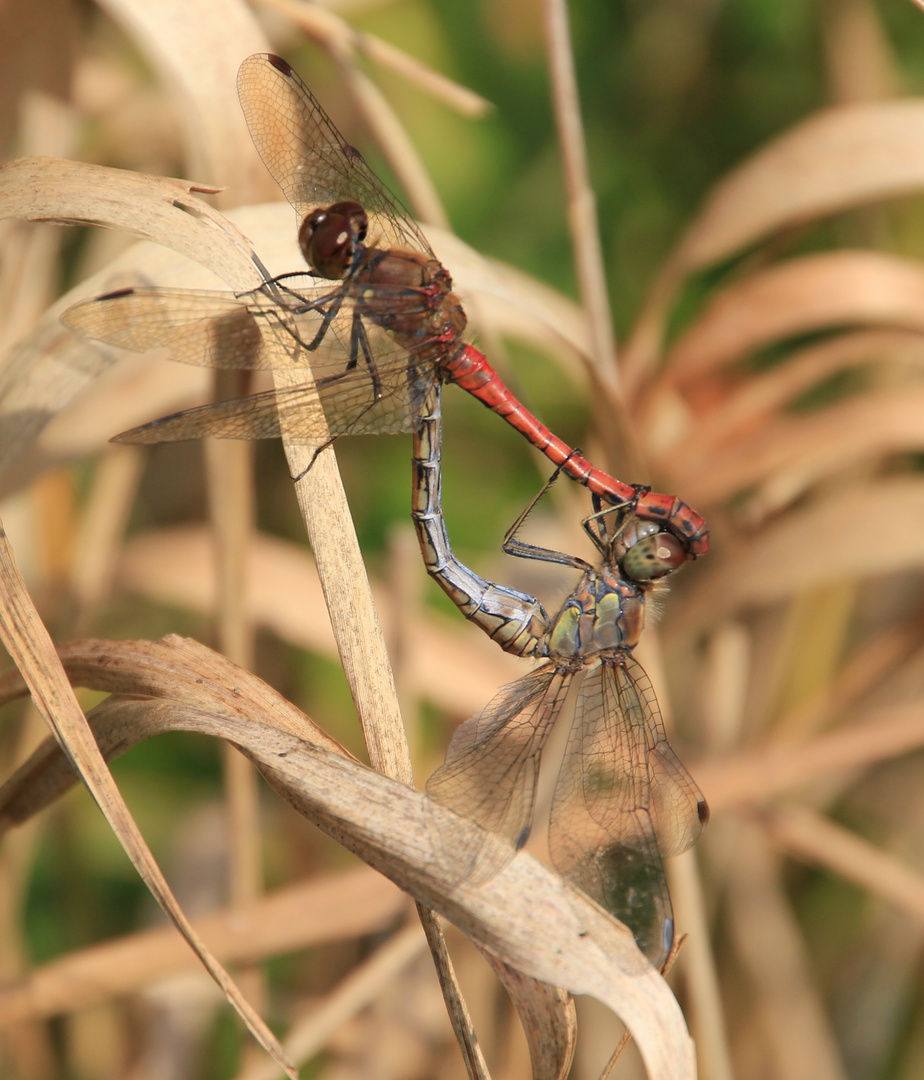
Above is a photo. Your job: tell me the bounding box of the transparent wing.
[426,666,569,886]
[237,53,432,256]
[109,373,419,444]
[63,283,436,443]
[549,657,708,968]
[63,280,431,375]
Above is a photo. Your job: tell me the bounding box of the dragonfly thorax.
[545,568,646,662]
[355,249,467,353]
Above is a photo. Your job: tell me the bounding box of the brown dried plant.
[2,2,924,1080]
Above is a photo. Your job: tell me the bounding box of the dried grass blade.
[0,867,405,1025]
[662,250,924,390]
[671,98,924,274]
[481,952,577,1080]
[0,527,297,1078]
[3,691,696,1080]
[765,805,924,924]
[0,157,260,290]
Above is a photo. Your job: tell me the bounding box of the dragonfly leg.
[411,379,550,657]
[500,455,594,571]
[580,489,641,549]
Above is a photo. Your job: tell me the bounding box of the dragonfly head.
[299,200,368,280]
[619,529,686,582]
[585,508,687,583]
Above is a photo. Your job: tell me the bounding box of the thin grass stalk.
[205,370,267,1035]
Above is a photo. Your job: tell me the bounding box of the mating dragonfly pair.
[63,53,708,967]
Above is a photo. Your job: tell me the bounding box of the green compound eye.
[622,532,686,581]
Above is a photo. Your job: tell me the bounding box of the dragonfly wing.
[548,660,706,969]
[111,359,419,444]
[237,54,433,257]
[620,655,709,859]
[62,288,289,370]
[426,666,568,886]
[64,283,432,376]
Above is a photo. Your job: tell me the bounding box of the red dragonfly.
[63,52,708,558]
[413,375,707,967]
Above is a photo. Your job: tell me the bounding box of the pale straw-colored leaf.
[0,671,697,1080]
[0,157,265,478]
[671,385,924,507]
[670,98,924,275]
[661,250,924,391]
[97,0,270,198]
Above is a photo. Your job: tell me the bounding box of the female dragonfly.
[413,375,708,967]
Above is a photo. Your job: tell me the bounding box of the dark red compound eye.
[298,201,368,279]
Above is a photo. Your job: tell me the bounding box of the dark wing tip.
[266,54,293,77]
[96,287,137,302]
[697,799,710,826]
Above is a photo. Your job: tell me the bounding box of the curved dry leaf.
[669,478,924,634]
[0,689,696,1080]
[662,251,924,389]
[0,158,264,478]
[671,98,924,273]
[692,700,924,815]
[0,157,261,290]
[482,953,577,1080]
[681,329,924,457]
[0,867,406,1025]
[671,385,924,505]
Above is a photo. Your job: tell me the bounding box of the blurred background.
[3,0,924,1078]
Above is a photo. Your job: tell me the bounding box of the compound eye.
[621,532,686,581]
[326,201,368,242]
[299,210,351,279]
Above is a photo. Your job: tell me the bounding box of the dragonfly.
[62,52,708,559]
[414,377,707,967]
